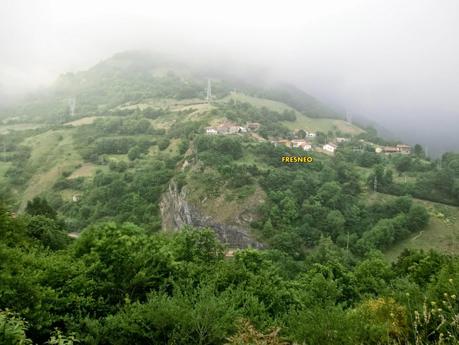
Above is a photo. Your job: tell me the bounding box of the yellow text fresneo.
[281,156,314,163]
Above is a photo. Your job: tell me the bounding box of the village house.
[247,122,261,131]
[375,147,383,153]
[291,139,312,151]
[215,123,239,134]
[291,139,305,148]
[228,125,241,134]
[274,139,292,148]
[216,124,231,134]
[298,142,312,151]
[323,143,337,153]
[305,131,316,138]
[206,127,218,135]
[383,146,400,154]
[336,137,349,143]
[206,122,248,135]
[397,144,411,154]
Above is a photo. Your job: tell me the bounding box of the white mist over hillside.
[1,0,458,154]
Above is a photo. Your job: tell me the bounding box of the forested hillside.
[1,205,459,344]
[0,51,458,344]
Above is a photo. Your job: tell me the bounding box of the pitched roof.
[384,146,399,152]
[325,143,337,148]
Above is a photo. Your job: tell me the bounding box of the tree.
[413,144,425,158]
[262,219,274,238]
[358,219,396,251]
[128,146,142,161]
[270,231,303,259]
[406,204,429,231]
[325,210,345,238]
[24,215,69,250]
[25,197,56,220]
[316,132,327,144]
[178,140,189,154]
[172,227,224,263]
[73,222,175,305]
[0,202,28,246]
[447,159,459,177]
[354,253,393,296]
[279,195,299,225]
[296,129,306,139]
[316,182,342,209]
[394,156,412,173]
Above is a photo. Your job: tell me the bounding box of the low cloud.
[1,0,458,153]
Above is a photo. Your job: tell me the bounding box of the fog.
[1,0,458,155]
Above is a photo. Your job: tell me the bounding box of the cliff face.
[160,181,263,249]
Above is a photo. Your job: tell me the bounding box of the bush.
[127,146,142,161]
[158,138,170,151]
[0,310,32,345]
[25,197,57,220]
[406,204,430,231]
[25,215,69,250]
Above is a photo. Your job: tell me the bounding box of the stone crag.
[160,181,263,249]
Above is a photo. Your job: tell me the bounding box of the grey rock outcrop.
[160,181,263,249]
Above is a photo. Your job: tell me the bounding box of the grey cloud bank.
[1,0,458,154]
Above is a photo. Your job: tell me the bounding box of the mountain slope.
[0,51,458,258]
[0,51,343,123]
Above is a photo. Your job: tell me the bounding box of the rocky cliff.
[160,181,263,249]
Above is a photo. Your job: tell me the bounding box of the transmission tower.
[68,97,76,117]
[206,79,212,103]
[346,110,352,124]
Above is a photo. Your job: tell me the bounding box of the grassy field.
[5,112,185,211]
[220,92,364,136]
[68,163,99,179]
[284,114,364,135]
[145,103,214,131]
[18,128,83,210]
[23,129,79,171]
[221,92,299,113]
[119,98,209,111]
[164,138,181,156]
[0,123,44,134]
[365,192,459,260]
[59,189,81,202]
[64,116,100,127]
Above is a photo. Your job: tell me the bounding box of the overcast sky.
[1,0,458,153]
